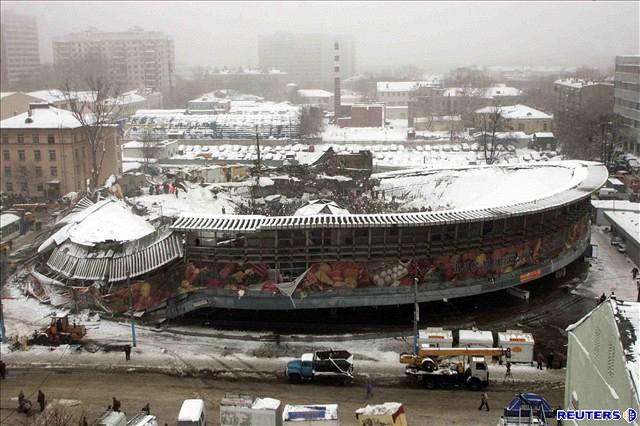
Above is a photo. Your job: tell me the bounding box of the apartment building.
[53,29,175,93]
[0,103,121,199]
[0,10,41,90]
[474,104,553,134]
[258,32,355,89]
[613,55,640,155]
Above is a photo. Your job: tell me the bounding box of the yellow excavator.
[400,347,511,391]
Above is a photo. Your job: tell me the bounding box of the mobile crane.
[400,347,511,391]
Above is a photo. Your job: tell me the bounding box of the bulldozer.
[32,310,86,346]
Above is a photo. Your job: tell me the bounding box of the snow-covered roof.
[377,81,438,92]
[39,199,154,250]
[497,330,534,343]
[0,104,83,129]
[459,329,494,344]
[475,104,552,120]
[172,162,608,233]
[482,85,523,98]
[591,200,640,212]
[178,399,204,422]
[554,79,613,89]
[252,398,281,410]
[355,402,403,416]
[534,132,555,138]
[0,213,21,228]
[603,209,640,245]
[294,199,351,216]
[188,93,231,103]
[283,404,339,421]
[297,89,333,98]
[28,89,97,104]
[613,300,639,402]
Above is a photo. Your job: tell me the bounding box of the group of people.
[148,182,180,198]
[536,351,563,370]
[17,389,46,414]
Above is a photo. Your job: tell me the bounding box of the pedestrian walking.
[82,416,89,426]
[632,267,639,280]
[636,280,640,303]
[536,352,544,370]
[142,402,150,415]
[112,397,121,412]
[598,292,606,305]
[547,352,554,370]
[37,390,45,412]
[124,344,131,361]
[174,187,179,198]
[149,184,155,195]
[0,359,6,379]
[504,361,512,382]
[478,392,490,411]
[365,380,373,399]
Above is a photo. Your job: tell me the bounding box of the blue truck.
[285,350,354,385]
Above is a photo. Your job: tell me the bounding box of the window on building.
[35,166,42,178]
[17,134,24,144]
[19,166,27,177]
[334,66,340,72]
[49,150,56,161]
[20,182,28,192]
[32,135,39,144]
[543,123,548,131]
[2,150,9,161]
[4,167,11,177]
[518,123,525,131]
[2,135,8,144]
[37,183,43,192]
[6,182,13,192]
[18,150,25,161]
[50,166,58,177]
[48,134,55,144]
[334,55,339,61]
[34,150,42,161]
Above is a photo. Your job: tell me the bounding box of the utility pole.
[413,276,420,354]
[0,251,7,344]
[126,269,137,347]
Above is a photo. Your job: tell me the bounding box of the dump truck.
[400,347,511,391]
[31,310,86,346]
[286,350,354,384]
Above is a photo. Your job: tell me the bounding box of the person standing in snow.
[365,380,373,399]
[636,280,640,302]
[174,187,179,198]
[478,392,489,411]
[37,390,45,412]
[149,184,154,195]
[124,344,131,361]
[632,267,639,280]
[536,352,544,370]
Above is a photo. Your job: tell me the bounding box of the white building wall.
[564,302,640,418]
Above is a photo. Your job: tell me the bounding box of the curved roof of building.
[172,161,607,232]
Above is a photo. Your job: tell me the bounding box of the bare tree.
[140,130,158,172]
[479,107,504,165]
[60,76,123,193]
[19,405,75,426]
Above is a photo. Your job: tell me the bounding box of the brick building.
[1,103,121,199]
[337,103,384,128]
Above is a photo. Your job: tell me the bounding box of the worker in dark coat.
[536,352,544,370]
[142,402,150,415]
[0,359,6,379]
[37,390,46,412]
[112,397,121,412]
[632,267,639,280]
[124,344,131,361]
[546,352,554,370]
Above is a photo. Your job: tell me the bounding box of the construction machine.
[31,310,86,346]
[400,347,511,391]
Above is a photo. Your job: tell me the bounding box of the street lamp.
[126,268,137,347]
[413,276,420,354]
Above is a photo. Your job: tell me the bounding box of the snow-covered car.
[611,236,623,246]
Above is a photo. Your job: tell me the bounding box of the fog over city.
[2,1,638,71]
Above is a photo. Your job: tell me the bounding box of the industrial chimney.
[333,41,341,120]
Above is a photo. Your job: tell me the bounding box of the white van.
[178,399,206,426]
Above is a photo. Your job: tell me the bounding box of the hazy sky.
[3,1,638,72]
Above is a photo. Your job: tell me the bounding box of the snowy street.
[0,368,564,426]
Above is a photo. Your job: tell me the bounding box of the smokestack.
[333,41,341,119]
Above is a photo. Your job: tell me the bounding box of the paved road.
[0,369,563,426]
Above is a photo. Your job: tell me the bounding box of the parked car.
[611,236,623,246]
[617,243,627,253]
